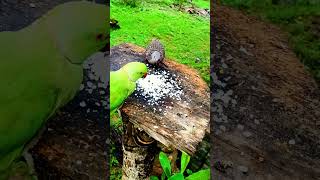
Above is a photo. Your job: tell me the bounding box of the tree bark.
[122,113,157,180]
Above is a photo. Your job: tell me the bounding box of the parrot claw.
[117,109,122,117]
[22,152,38,179]
[7,158,38,180]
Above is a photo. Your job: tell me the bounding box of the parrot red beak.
[143,73,148,78]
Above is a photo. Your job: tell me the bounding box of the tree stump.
[110,43,210,179]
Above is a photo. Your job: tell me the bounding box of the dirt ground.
[211,4,320,180]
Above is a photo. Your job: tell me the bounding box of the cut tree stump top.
[110,43,210,155]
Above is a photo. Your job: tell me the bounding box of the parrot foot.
[117,109,122,117]
[8,159,38,180]
[22,151,37,179]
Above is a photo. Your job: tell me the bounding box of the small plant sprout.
[150,151,210,180]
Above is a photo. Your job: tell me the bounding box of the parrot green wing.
[0,28,83,177]
[110,70,136,113]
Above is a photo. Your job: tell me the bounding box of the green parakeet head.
[46,1,109,64]
[122,62,148,82]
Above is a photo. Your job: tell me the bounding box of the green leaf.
[185,169,210,180]
[186,169,193,175]
[168,173,185,180]
[161,172,166,180]
[150,176,159,180]
[180,151,191,173]
[159,152,172,178]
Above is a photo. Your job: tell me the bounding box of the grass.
[193,0,210,9]
[221,0,320,82]
[111,0,210,83]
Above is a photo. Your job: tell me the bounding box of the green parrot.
[110,62,148,127]
[0,1,108,179]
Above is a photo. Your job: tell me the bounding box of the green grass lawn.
[111,0,210,83]
[221,0,320,82]
[193,0,210,9]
